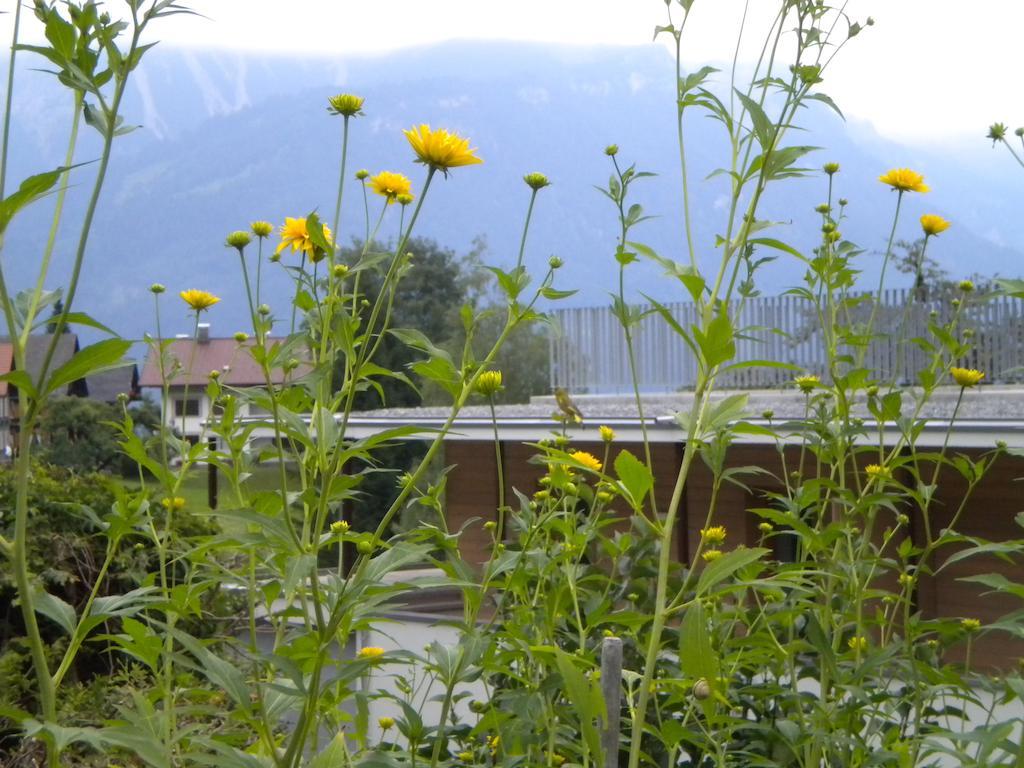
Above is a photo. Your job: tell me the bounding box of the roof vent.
[197,323,210,344]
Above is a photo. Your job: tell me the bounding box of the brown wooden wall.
[443,440,1024,667]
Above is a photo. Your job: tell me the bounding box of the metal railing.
[548,289,1024,393]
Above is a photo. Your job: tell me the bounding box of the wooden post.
[600,636,623,768]
[207,437,218,510]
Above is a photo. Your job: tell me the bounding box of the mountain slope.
[3,41,1021,342]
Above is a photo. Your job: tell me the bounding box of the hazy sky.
[5,1,1022,144]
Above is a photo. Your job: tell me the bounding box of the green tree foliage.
[340,237,550,530]
[38,396,161,475]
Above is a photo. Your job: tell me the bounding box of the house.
[0,335,86,454]
[138,323,295,443]
[86,364,141,404]
[337,386,1024,668]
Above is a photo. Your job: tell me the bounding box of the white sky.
[5,1,1022,144]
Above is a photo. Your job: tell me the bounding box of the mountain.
[3,40,1021,344]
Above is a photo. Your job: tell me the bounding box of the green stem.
[861,190,904,366]
[0,0,22,200]
[515,188,537,272]
[11,427,58,736]
[21,91,83,345]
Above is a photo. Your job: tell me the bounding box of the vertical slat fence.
[549,289,1024,393]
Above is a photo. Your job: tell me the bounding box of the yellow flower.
[330,520,349,535]
[879,168,929,193]
[357,646,386,661]
[794,374,820,394]
[180,289,220,312]
[848,635,869,652]
[950,367,984,388]
[251,220,273,238]
[475,370,503,397]
[701,549,723,563]
[570,451,602,473]
[275,217,333,259]
[368,171,413,203]
[920,214,950,237]
[599,425,615,443]
[327,93,365,117]
[961,618,981,632]
[378,716,395,730]
[160,497,186,510]
[404,124,483,172]
[865,464,891,481]
[700,526,727,546]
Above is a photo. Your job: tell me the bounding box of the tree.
[38,396,161,475]
[894,238,998,301]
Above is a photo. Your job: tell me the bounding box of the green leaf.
[696,547,768,595]
[629,241,705,301]
[696,312,735,370]
[734,89,774,150]
[0,166,74,236]
[32,586,76,635]
[679,601,719,684]
[549,647,603,762]
[748,237,805,261]
[613,449,654,512]
[45,338,131,398]
[310,734,349,768]
[540,286,577,301]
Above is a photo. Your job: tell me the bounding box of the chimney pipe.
[197,323,210,344]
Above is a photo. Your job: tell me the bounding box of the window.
[174,398,200,417]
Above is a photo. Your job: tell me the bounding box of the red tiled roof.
[139,337,305,387]
[0,342,11,396]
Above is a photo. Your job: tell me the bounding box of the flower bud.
[258,304,271,316]
[988,122,1008,143]
[333,264,349,278]
[523,171,550,190]
[327,93,365,117]
[150,283,166,294]
[225,230,252,251]
[476,370,503,397]
[355,169,369,180]
[251,220,273,238]
[823,162,840,175]
[548,255,563,269]
[604,144,619,156]
[233,331,249,343]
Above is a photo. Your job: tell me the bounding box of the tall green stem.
[21,91,83,345]
[515,188,537,272]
